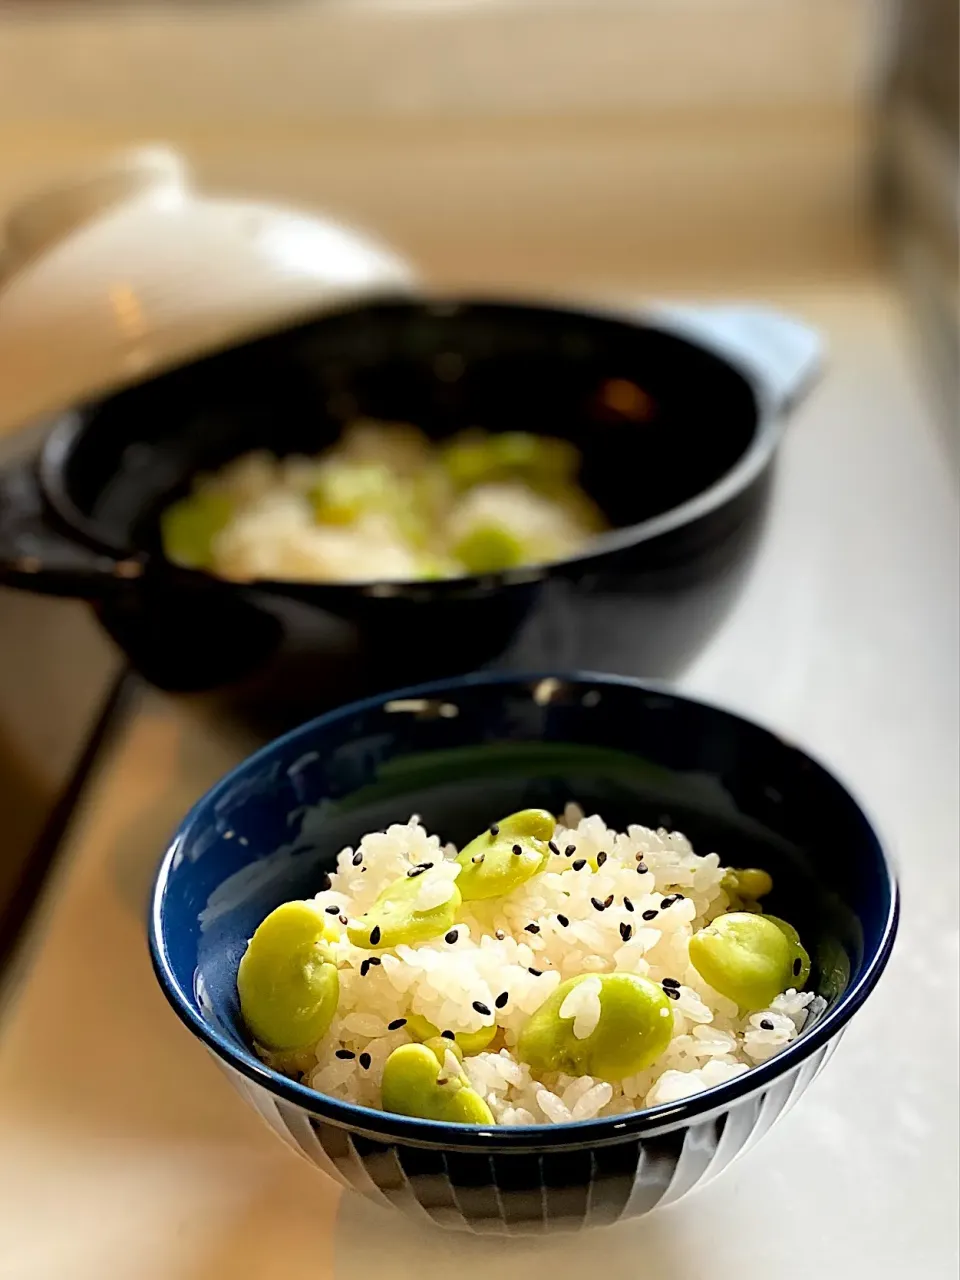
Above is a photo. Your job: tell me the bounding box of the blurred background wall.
[0,0,889,294]
[878,0,958,453]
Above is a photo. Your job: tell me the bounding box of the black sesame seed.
[760,1019,775,1031]
[388,1019,407,1031]
[369,926,381,946]
[664,986,681,1001]
[339,914,349,925]
[636,864,649,874]
[572,858,587,871]
[596,851,608,867]
[335,1049,356,1060]
[495,929,505,940]
[660,896,678,910]
[548,842,560,856]
[441,1030,456,1040]
[642,909,659,921]
[565,845,576,857]
[635,852,646,862]
[620,922,633,942]
[407,866,426,878]
[528,967,543,977]
[793,958,802,976]
[444,930,459,944]
[418,861,435,870]
[556,914,570,927]
[472,1001,491,1016]
[524,923,541,934]
[472,853,486,865]
[359,1052,372,1069]
[603,894,614,909]
[591,897,606,911]
[360,960,370,977]
[324,905,340,915]
[352,851,363,866]
[495,991,509,1009]
[512,843,523,855]
[367,956,382,967]
[624,897,634,912]
[662,977,680,989]
[489,824,500,836]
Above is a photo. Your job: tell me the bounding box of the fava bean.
[237,901,340,1052]
[381,1043,494,1124]
[722,867,774,902]
[421,1036,464,1065]
[406,1013,497,1056]
[688,912,795,1011]
[454,523,525,575]
[160,490,233,570]
[517,972,674,1080]
[763,914,811,988]
[440,432,578,494]
[309,463,392,525]
[456,809,554,902]
[346,872,461,949]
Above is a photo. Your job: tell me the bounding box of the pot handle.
[644,303,824,417]
[0,459,145,596]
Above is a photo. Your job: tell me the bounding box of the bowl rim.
[40,296,779,595]
[148,670,899,1150]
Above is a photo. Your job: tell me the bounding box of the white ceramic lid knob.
[3,147,187,268]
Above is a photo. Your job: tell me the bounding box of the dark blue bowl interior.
[154,673,895,1134]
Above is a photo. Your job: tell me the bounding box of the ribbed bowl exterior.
[150,675,896,1238]
[219,1037,838,1234]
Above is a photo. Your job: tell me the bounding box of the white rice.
[175,423,599,584]
[277,805,815,1123]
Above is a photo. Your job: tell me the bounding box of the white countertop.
[0,279,957,1279]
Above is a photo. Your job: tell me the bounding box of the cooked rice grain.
[273,811,814,1122]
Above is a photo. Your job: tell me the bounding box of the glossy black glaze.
[150,673,897,1234]
[0,300,808,696]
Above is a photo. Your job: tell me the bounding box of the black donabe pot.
[0,299,820,700]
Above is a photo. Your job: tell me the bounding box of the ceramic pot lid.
[0,146,417,438]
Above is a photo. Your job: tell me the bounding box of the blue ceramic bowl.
[149,673,897,1235]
